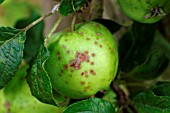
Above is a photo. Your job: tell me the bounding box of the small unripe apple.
[45,21,118,99]
[118,0,170,23]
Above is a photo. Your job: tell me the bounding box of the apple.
[45,21,118,99]
[118,0,170,23]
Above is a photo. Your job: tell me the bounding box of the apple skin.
[45,21,118,99]
[0,65,65,113]
[118,0,170,23]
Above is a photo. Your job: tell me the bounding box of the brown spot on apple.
[67,50,70,54]
[62,45,67,49]
[81,81,85,85]
[90,62,94,65]
[98,32,101,36]
[90,69,96,75]
[64,64,68,70]
[100,45,103,48]
[70,51,90,70]
[91,53,95,57]
[86,37,90,40]
[94,41,98,45]
[57,52,60,56]
[81,72,85,76]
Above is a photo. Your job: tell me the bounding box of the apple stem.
[45,15,63,46]
[21,4,60,32]
[71,13,76,32]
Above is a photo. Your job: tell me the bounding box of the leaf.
[153,31,170,59]
[119,31,134,72]
[102,88,117,107]
[133,91,170,113]
[92,19,121,34]
[126,49,169,81]
[63,98,115,113]
[119,22,156,72]
[26,45,66,106]
[59,0,88,16]
[0,27,26,89]
[152,82,170,96]
[15,10,44,63]
[0,27,20,41]
[0,0,4,4]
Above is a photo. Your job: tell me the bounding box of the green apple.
[0,65,65,113]
[45,21,118,99]
[118,0,170,23]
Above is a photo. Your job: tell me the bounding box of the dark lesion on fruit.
[99,45,103,48]
[90,61,94,65]
[144,7,166,19]
[81,72,85,76]
[86,37,90,40]
[62,45,67,49]
[56,52,62,60]
[70,51,90,70]
[97,32,102,36]
[84,85,91,92]
[90,69,96,75]
[80,81,85,85]
[94,41,98,45]
[67,50,71,54]
[64,64,68,70]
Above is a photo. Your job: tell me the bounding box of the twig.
[22,4,60,32]
[111,82,138,113]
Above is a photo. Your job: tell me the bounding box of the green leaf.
[63,98,115,113]
[59,0,88,16]
[119,22,156,72]
[133,91,170,113]
[119,31,134,72]
[0,0,4,4]
[0,27,26,89]
[102,88,117,108]
[26,45,66,106]
[153,31,170,59]
[152,82,170,96]
[0,27,21,41]
[92,19,121,34]
[126,49,169,81]
[15,10,44,63]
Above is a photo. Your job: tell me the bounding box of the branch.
[111,82,138,113]
[22,4,60,31]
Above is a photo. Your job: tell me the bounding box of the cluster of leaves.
[0,0,170,113]
[117,22,170,113]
